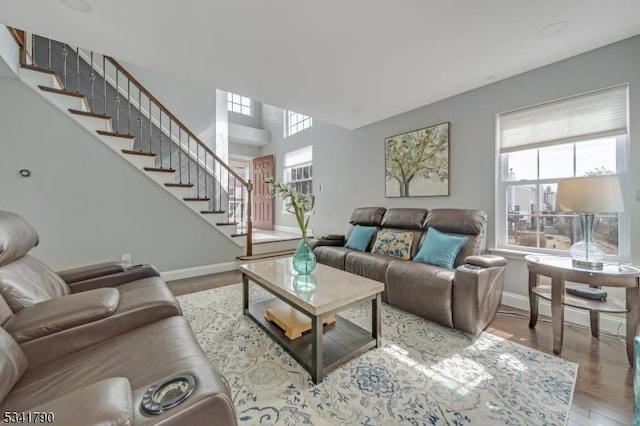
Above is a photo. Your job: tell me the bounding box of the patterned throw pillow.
[371,230,414,259]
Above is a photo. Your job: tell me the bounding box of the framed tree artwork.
[385,122,450,197]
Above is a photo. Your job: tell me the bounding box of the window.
[285,110,313,137]
[283,146,313,211]
[496,85,629,260]
[227,92,252,115]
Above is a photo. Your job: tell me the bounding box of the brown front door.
[252,154,274,230]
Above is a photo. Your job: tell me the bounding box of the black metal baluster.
[127,80,131,134]
[61,44,68,89]
[187,134,191,184]
[103,56,107,114]
[168,120,173,170]
[89,52,95,112]
[75,47,80,92]
[159,111,163,168]
[196,145,200,197]
[115,69,120,133]
[47,39,51,69]
[31,34,36,66]
[178,128,183,184]
[138,90,143,151]
[204,151,207,204]
[241,184,245,231]
[148,98,152,153]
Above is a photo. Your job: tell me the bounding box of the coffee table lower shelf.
[246,299,377,381]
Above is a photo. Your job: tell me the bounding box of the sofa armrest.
[56,261,126,284]
[4,288,119,343]
[66,264,160,293]
[464,254,507,269]
[27,378,132,426]
[452,256,506,335]
[309,235,345,249]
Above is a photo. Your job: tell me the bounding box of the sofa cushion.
[344,225,377,252]
[424,209,487,267]
[0,328,28,404]
[371,230,414,260]
[345,252,395,283]
[313,246,353,270]
[385,260,455,328]
[0,255,70,312]
[414,228,468,269]
[380,208,428,230]
[0,211,39,267]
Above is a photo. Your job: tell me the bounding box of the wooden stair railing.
[9,29,253,256]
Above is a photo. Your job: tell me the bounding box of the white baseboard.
[160,261,238,282]
[274,225,304,235]
[501,291,625,336]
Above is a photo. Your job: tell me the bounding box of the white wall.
[0,76,241,271]
[261,35,640,308]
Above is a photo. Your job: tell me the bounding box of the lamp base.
[571,258,603,271]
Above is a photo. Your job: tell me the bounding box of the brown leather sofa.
[0,211,237,425]
[313,207,507,335]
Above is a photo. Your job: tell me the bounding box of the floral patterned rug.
[178,284,577,425]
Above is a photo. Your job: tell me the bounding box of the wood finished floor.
[168,271,632,425]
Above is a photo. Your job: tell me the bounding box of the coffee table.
[239,257,384,384]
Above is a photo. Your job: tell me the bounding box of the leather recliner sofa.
[0,211,237,425]
[312,207,507,335]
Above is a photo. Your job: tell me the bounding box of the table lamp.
[556,174,624,270]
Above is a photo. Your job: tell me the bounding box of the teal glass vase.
[635,336,640,425]
[292,238,316,275]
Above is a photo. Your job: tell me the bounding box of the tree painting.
[385,122,450,197]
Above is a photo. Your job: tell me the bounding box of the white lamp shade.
[556,174,624,213]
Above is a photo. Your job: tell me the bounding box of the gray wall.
[0,76,241,271]
[229,142,261,158]
[262,35,640,298]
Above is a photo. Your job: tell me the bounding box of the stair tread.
[201,210,226,214]
[231,233,248,237]
[38,85,85,98]
[97,130,135,139]
[183,197,210,201]
[69,109,111,120]
[122,149,156,157]
[21,64,58,75]
[165,183,194,188]
[144,167,175,173]
[216,222,239,226]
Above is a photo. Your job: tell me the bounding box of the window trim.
[227,92,252,116]
[284,110,313,137]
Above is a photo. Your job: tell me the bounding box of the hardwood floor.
[168,271,634,425]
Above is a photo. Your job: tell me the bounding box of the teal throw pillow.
[344,225,377,252]
[414,228,468,269]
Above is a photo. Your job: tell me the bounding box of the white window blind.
[499,85,628,153]
[284,146,312,168]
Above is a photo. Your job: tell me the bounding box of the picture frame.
[384,121,450,197]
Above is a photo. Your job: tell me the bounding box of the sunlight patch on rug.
[178,284,577,425]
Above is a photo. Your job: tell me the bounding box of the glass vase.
[292,238,316,275]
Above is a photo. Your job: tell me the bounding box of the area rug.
[178,284,577,425]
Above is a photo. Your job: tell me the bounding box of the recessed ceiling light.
[538,21,569,38]
[350,107,363,113]
[60,0,92,12]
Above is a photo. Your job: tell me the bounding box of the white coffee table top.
[239,257,384,315]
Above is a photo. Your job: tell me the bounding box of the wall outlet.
[121,253,132,268]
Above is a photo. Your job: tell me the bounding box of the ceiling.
[1,1,640,129]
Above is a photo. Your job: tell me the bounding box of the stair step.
[21,64,57,75]
[144,167,175,173]
[231,233,248,238]
[201,210,226,214]
[97,130,135,139]
[165,183,193,188]
[69,109,111,120]
[216,222,239,226]
[183,197,210,202]
[122,149,156,157]
[38,85,85,98]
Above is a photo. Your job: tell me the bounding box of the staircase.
[7,29,302,257]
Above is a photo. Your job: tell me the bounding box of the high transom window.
[285,110,313,137]
[227,92,252,116]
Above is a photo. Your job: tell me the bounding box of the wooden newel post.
[246,180,253,257]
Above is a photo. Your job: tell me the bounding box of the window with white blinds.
[499,85,628,152]
[496,85,629,259]
[283,146,313,212]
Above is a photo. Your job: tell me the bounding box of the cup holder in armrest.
[141,374,195,415]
